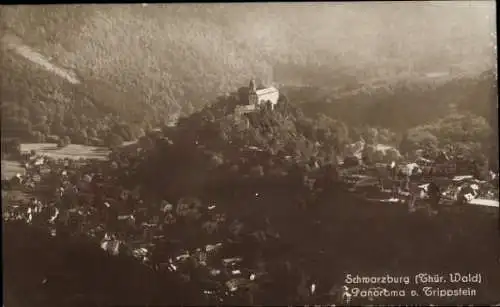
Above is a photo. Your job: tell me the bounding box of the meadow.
[2,143,110,180]
[20,143,110,160]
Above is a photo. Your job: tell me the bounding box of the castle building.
[235,79,280,116]
[248,79,279,110]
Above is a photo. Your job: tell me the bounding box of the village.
[2,114,499,304]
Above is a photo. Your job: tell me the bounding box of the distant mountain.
[0,4,495,117]
[284,68,497,133]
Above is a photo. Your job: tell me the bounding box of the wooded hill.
[0,4,496,150]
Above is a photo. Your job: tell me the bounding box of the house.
[32,174,41,183]
[342,139,366,166]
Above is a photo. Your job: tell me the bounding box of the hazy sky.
[233,1,497,71]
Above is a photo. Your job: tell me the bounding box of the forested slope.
[288,68,498,132]
[0,4,496,146]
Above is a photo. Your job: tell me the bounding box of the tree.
[360,127,378,145]
[399,129,438,155]
[106,133,124,148]
[112,123,141,142]
[57,135,71,148]
[32,114,48,126]
[1,138,21,157]
[368,149,384,164]
[377,128,395,144]
[17,107,30,120]
[46,135,60,143]
[31,131,45,143]
[384,147,401,162]
[361,145,376,165]
[1,117,33,138]
[343,155,360,168]
[87,127,98,139]
[183,101,195,115]
[64,113,80,131]
[71,130,89,145]
[425,113,491,146]
[209,152,225,169]
[51,120,66,136]
[176,197,202,221]
[34,123,50,136]
[250,165,265,177]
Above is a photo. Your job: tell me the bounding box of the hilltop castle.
[248,79,279,109]
[235,79,280,115]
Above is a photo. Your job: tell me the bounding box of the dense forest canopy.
[0,3,497,158]
[287,68,498,131]
[1,3,495,105]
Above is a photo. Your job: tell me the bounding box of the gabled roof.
[255,87,278,96]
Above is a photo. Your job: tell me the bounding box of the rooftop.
[255,87,279,96]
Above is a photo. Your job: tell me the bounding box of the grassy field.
[20,143,110,160]
[2,143,110,180]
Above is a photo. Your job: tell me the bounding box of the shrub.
[46,135,60,143]
[57,136,71,148]
[105,133,124,148]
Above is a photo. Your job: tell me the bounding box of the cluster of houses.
[339,146,499,213]
[2,150,273,304]
[0,147,356,305]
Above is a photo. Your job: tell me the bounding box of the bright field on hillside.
[20,143,110,160]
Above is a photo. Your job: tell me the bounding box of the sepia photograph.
[1,2,498,306]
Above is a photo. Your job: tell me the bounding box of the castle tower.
[249,79,257,93]
[248,78,258,106]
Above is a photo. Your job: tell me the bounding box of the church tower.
[249,79,257,93]
[248,78,258,105]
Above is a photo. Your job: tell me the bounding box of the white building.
[248,79,279,109]
[235,79,280,116]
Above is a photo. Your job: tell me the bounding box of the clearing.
[1,33,81,85]
[20,143,110,161]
